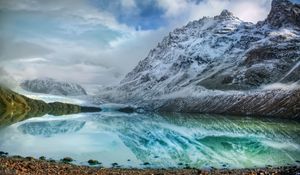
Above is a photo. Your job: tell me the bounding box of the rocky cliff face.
[98,0,300,118]
[21,78,87,96]
[264,0,300,28]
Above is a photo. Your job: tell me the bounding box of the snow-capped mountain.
[120,0,299,96]
[97,0,300,117]
[21,78,87,96]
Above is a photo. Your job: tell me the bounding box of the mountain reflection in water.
[0,111,299,169]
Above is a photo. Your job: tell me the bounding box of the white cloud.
[0,0,132,32]
[230,0,270,23]
[3,28,168,86]
[157,0,271,25]
[121,0,137,9]
[158,0,189,17]
[0,67,18,89]
[0,38,53,62]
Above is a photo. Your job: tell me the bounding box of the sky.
[0,0,299,87]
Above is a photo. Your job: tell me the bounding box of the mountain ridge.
[21,78,88,96]
[95,0,300,118]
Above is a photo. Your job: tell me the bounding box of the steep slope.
[120,0,300,95]
[21,78,87,96]
[99,0,300,118]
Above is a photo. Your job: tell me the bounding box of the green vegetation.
[0,86,101,128]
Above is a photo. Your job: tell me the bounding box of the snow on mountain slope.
[95,0,300,118]
[21,78,88,96]
[118,0,300,99]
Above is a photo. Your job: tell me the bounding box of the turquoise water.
[0,110,299,169]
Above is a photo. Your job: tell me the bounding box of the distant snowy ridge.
[95,0,300,118]
[21,78,87,96]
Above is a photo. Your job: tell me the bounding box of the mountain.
[120,0,300,94]
[99,0,300,118]
[21,78,87,96]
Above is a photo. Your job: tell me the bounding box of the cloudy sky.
[0,0,299,87]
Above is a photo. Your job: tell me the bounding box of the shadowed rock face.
[0,86,101,128]
[265,0,300,28]
[140,89,300,119]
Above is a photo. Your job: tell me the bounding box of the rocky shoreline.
[0,156,299,175]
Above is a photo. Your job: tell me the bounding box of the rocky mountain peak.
[115,0,300,104]
[220,9,233,17]
[265,0,300,28]
[214,9,237,20]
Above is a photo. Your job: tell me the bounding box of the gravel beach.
[0,156,299,175]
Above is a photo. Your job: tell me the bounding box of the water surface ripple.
[0,111,299,169]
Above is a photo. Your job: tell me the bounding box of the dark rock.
[87,159,100,165]
[118,107,135,113]
[48,159,56,163]
[184,165,191,169]
[111,163,118,167]
[25,156,35,161]
[12,155,23,159]
[61,157,73,163]
[39,156,46,160]
[143,162,150,165]
[265,0,300,28]
[80,106,101,113]
[0,151,8,156]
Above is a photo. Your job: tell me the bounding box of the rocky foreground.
[0,156,299,175]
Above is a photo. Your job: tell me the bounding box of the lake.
[0,108,299,169]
